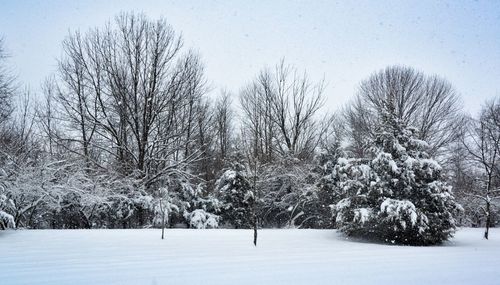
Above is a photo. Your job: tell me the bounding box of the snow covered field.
[1,228,499,285]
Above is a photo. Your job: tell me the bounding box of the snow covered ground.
[0,228,499,285]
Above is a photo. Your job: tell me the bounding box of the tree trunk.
[253,215,258,246]
[484,199,491,240]
[161,200,165,240]
[252,159,258,247]
[161,221,165,240]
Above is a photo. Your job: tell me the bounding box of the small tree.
[461,98,500,239]
[155,187,178,240]
[215,169,254,229]
[248,158,258,246]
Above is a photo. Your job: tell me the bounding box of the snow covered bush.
[0,193,15,229]
[153,180,220,230]
[0,210,15,229]
[184,209,219,229]
[0,172,15,230]
[333,112,461,245]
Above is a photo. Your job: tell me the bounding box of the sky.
[1,0,499,114]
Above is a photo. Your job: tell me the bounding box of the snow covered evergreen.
[334,109,461,245]
[215,169,254,228]
[154,179,221,230]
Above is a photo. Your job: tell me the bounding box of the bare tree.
[0,37,15,125]
[345,65,462,158]
[240,136,260,246]
[214,90,233,161]
[56,32,98,169]
[52,13,208,187]
[157,187,178,239]
[240,78,275,162]
[461,98,500,239]
[35,77,62,156]
[240,60,326,162]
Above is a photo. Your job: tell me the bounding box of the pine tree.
[215,169,254,228]
[334,103,461,245]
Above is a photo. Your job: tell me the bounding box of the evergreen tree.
[334,105,461,245]
[215,169,254,228]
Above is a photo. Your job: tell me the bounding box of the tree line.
[0,13,498,244]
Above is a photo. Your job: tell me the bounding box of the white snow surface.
[1,228,499,285]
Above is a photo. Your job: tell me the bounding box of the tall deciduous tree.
[461,98,500,239]
[54,13,207,185]
[240,60,327,162]
[344,66,462,158]
[0,38,15,125]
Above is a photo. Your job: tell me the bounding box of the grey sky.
[1,0,499,114]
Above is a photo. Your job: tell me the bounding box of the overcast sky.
[1,0,499,114]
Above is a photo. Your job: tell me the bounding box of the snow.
[373,152,399,173]
[388,159,399,173]
[421,158,442,171]
[337,157,349,165]
[0,210,15,228]
[335,198,351,211]
[1,228,499,285]
[184,209,219,229]
[222,170,237,181]
[380,198,423,230]
[353,208,372,224]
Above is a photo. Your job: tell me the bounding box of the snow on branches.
[0,194,15,229]
[332,114,461,245]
